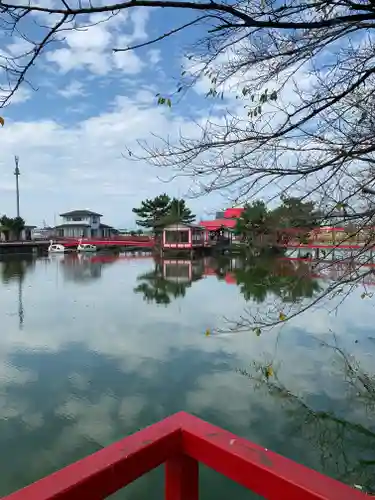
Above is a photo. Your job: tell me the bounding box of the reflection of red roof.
[200,219,237,230]
[315,227,345,232]
[224,273,236,284]
[223,208,244,218]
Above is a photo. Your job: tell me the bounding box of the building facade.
[55,210,116,239]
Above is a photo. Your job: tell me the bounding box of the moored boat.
[48,240,67,253]
[77,239,97,252]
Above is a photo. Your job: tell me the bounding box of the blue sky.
[0,7,233,228]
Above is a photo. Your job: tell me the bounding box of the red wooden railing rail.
[3,412,369,500]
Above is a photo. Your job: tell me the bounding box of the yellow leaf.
[0,116,4,127]
[279,312,287,321]
[205,328,211,337]
[266,366,273,377]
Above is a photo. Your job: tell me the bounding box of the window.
[165,230,189,243]
[192,231,203,242]
[72,216,82,221]
[92,217,98,223]
[165,264,190,279]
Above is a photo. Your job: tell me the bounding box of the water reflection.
[0,254,374,498]
[0,256,35,329]
[234,257,322,303]
[134,259,205,305]
[133,255,323,306]
[237,336,375,494]
[53,253,117,283]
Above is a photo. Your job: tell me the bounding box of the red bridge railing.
[3,412,368,500]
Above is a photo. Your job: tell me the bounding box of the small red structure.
[3,412,367,500]
[162,223,205,250]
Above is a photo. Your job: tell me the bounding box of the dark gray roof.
[60,210,103,217]
[55,223,90,228]
[99,223,114,229]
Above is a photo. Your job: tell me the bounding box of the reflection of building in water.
[202,256,243,283]
[162,259,204,283]
[59,254,104,282]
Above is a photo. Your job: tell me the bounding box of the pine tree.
[162,198,195,226]
[132,194,171,235]
[132,195,196,235]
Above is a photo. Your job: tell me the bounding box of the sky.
[0,7,234,229]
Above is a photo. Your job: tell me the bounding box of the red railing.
[3,412,368,500]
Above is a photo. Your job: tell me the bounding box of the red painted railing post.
[165,454,199,500]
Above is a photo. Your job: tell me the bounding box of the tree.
[235,201,270,246]
[12,216,26,240]
[164,198,195,226]
[271,198,318,230]
[132,194,171,235]
[0,215,25,241]
[270,197,319,244]
[235,197,317,247]
[0,215,13,242]
[1,0,375,233]
[132,194,195,236]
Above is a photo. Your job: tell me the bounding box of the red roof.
[223,207,244,218]
[199,219,237,230]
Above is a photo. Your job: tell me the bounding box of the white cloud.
[0,93,209,226]
[57,80,86,99]
[47,47,111,75]
[148,49,161,65]
[113,49,144,74]
[45,9,148,76]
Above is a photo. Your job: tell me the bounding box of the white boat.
[48,240,66,253]
[77,239,97,253]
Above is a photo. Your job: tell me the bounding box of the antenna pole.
[14,156,20,218]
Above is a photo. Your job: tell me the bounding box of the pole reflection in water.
[0,255,34,329]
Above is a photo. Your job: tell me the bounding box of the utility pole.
[14,156,20,218]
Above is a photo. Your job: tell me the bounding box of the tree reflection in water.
[0,255,35,284]
[234,257,322,304]
[237,336,375,494]
[134,259,204,305]
[134,255,323,308]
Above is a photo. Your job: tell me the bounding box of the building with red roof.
[199,207,244,232]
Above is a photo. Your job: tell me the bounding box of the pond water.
[0,253,374,498]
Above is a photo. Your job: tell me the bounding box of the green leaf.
[253,327,261,336]
[167,98,172,108]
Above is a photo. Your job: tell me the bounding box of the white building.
[55,210,116,239]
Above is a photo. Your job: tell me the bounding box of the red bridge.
[58,237,155,248]
[3,412,367,499]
